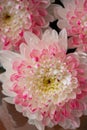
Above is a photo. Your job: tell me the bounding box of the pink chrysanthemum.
[0,29,87,130]
[0,0,53,50]
[54,0,87,51]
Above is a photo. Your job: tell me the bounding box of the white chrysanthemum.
[0,29,87,130]
[0,0,30,40]
[0,0,54,50]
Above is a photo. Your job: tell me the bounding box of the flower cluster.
[0,0,53,50]
[0,1,87,130]
[54,0,87,51]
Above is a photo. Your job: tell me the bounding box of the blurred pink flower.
[0,29,87,130]
[0,0,53,50]
[54,0,87,51]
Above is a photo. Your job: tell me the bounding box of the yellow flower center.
[3,13,11,21]
[38,75,59,93]
[20,57,78,107]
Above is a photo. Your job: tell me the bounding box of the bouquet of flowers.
[0,0,87,130]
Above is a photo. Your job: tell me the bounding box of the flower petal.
[24,31,40,51]
[42,29,58,48]
[0,50,22,68]
[58,29,68,51]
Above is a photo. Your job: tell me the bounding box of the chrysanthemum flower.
[54,0,87,51]
[0,0,53,50]
[0,29,87,130]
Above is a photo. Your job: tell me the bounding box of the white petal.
[42,29,58,48]
[20,43,30,58]
[61,0,76,9]
[3,97,14,104]
[54,5,67,19]
[2,88,16,97]
[0,50,21,69]
[1,77,16,97]
[58,29,68,51]
[0,73,16,97]
[57,19,69,29]
[15,104,23,113]
[75,51,87,76]
[24,31,40,51]
[59,118,80,129]
[47,4,57,21]
[28,119,45,130]
[72,110,83,117]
